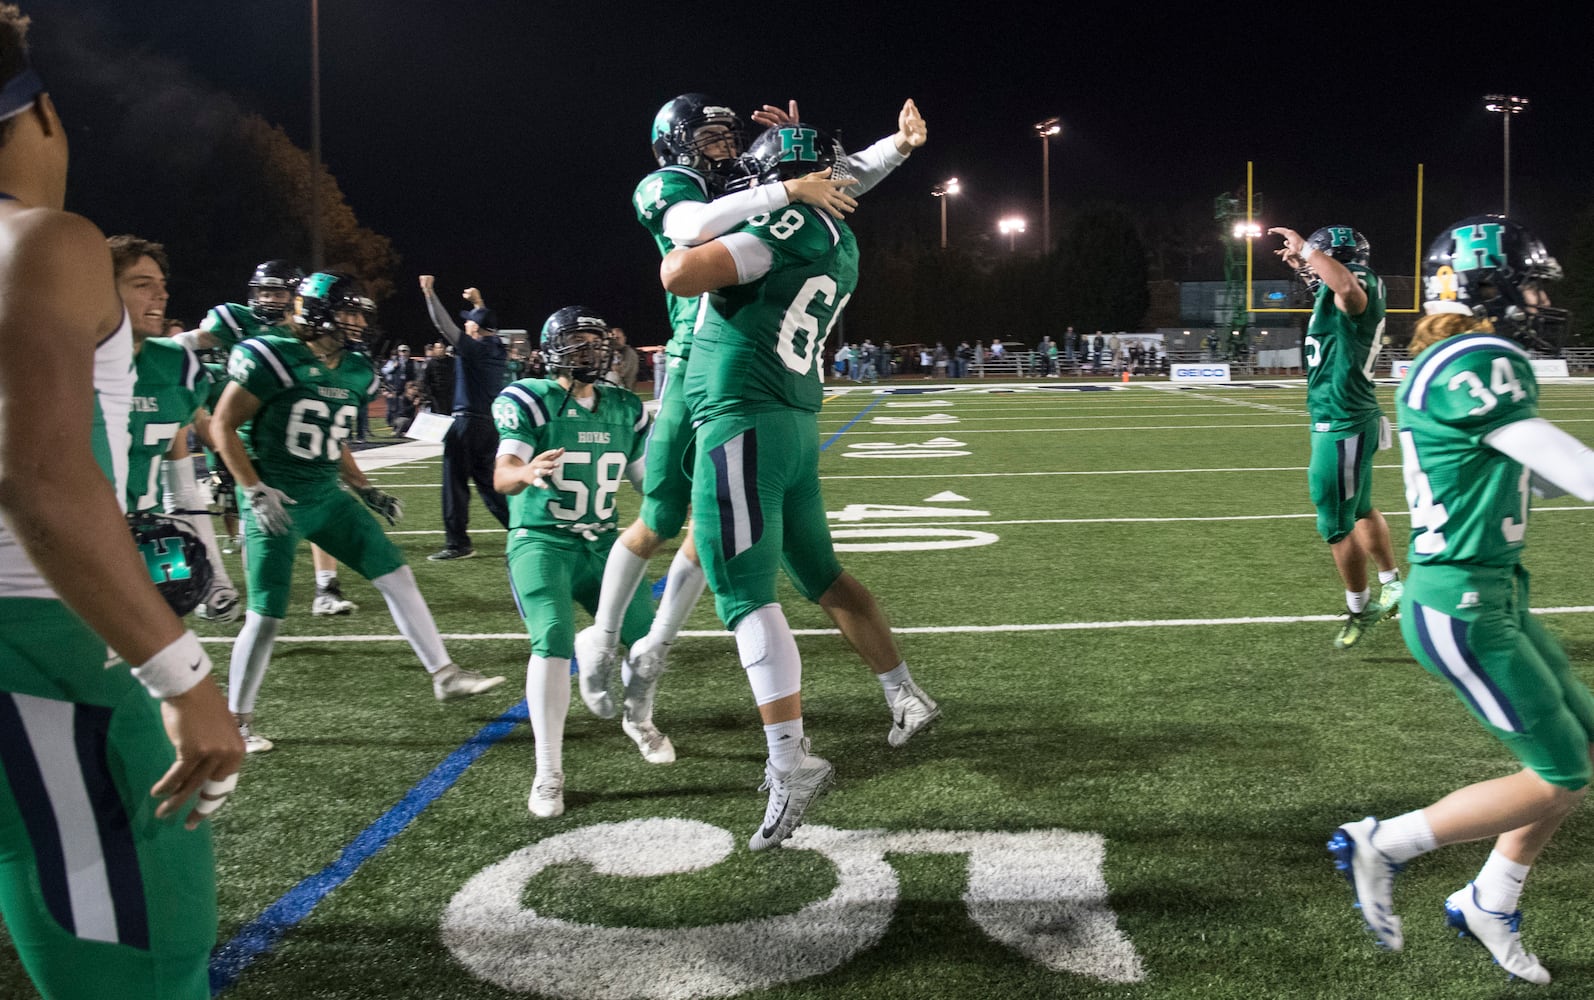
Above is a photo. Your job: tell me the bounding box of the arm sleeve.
[720,232,775,284]
[172,329,204,351]
[423,290,463,344]
[1484,417,1594,502]
[662,184,789,247]
[625,457,646,491]
[844,134,909,197]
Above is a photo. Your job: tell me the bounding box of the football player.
[1328,217,1594,984]
[176,259,360,616]
[493,308,663,818]
[0,17,242,998]
[211,271,505,752]
[575,94,936,751]
[659,122,937,851]
[108,234,241,623]
[1271,225,1403,648]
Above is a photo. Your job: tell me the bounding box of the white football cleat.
[621,713,676,764]
[1327,816,1404,951]
[888,679,941,747]
[528,772,565,819]
[235,714,274,754]
[748,739,833,852]
[432,664,507,702]
[311,585,358,616]
[625,632,671,683]
[1445,883,1551,985]
[573,626,617,719]
[196,584,241,623]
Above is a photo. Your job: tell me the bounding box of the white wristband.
[129,630,211,700]
[1298,243,1317,262]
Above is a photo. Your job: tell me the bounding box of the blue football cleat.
[1327,816,1404,950]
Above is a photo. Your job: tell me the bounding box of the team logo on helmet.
[727,123,850,192]
[127,512,213,617]
[292,271,375,346]
[1421,215,1568,351]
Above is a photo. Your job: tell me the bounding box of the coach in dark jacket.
[419,275,510,561]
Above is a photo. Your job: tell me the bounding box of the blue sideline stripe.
[820,397,881,452]
[209,700,530,995]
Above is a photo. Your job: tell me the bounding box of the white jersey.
[0,311,134,599]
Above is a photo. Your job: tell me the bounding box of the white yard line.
[195,605,1594,645]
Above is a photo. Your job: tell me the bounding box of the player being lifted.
[659,122,935,850]
[1271,225,1402,648]
[493,308,663,818]
[212,271,505,753]
[109,234,240,623]
[576,93,938,750]
[1328,217,1594,985]
[0,12,242,996]
[176,260,360,616]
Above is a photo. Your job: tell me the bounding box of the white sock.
[1474,849,1531,914]
[370,565,449,672]
[1346,589,1370,614]
[764,718,805,773]
[525,655,570,778]
[735,604,802,705]
[316,569,338,590]
[1370,809,1437,864]
[877,661,910,709]
[1378,568,1401,585]
[649,550,707,643]
[594,544,649,640]
[228,612,281,715]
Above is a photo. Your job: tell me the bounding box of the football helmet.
[651,94,744,174]
[127,512,213,617]
[1422,215,1568,350]
[1296,226,1370,294]
[540,306,614,385]
[726,123,852,192]
[247,259,305,322]
[292,271,375,345]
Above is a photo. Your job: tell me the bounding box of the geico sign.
[443,818,1146,997]
[1170,364,1231,383]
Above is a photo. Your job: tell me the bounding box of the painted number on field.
[871,413,959,425]
[843,438,969,459]
[442,818,1145,998]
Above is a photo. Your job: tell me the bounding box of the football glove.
[357,485,404,525]
[244,482,296,535]
[195,583,241,624]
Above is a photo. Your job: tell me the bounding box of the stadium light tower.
[1484,94,1528,217]
[1033,117,1062,254]
[999,216,1027,252]
[932,178,961,250]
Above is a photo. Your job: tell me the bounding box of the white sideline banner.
[1392,360,1413,380]
[1169,363,1231,384]
[1532,359,1570,379]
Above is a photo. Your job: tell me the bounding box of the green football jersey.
[126,337,208,512]
[1396,332,1537,568]
[634,166,715,360]
[684,204,858,423]
[492,379,647,535]
[1305,263,1386,429]
[201,301,279,351]
[226,335,378,499]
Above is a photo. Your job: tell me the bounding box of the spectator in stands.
[835,341,852,378]
[609,326,640,390]
[421,341,454,412]
[419,275,510,561]
[858,339,877,382]
[389,382,421,436]
[382,345,417,434]
[974,340,985,377]
[1092,332,1105,370]
[881,341,895,379]
[1036,336,1055,376]
[933,342,948,379]
[1064,326,1078,372]
[954,341,972,378]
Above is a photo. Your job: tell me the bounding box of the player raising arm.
[1328,216,1594,985]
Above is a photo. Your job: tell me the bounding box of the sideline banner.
[1169,363,1231,384]
[1532,359,1570,379]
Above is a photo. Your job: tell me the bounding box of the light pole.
[998,216,1027,252]
[1484,94,1528,217]
[932,177,961,250]
[1033,117,1060,254]
[309,0,324,270]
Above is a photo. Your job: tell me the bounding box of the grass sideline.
[5,380,1594,998]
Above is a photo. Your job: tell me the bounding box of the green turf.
[6,380,1594,998]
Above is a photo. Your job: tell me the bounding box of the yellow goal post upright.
[1244,160,1424,315]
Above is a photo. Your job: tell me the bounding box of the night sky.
[21,1,1593,346]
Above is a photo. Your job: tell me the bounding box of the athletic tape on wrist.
[195,773,239,816]
[130,630,211,699]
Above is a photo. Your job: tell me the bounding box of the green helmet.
[292,271,374,344]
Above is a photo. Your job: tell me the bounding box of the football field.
[7,379,1594,998]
